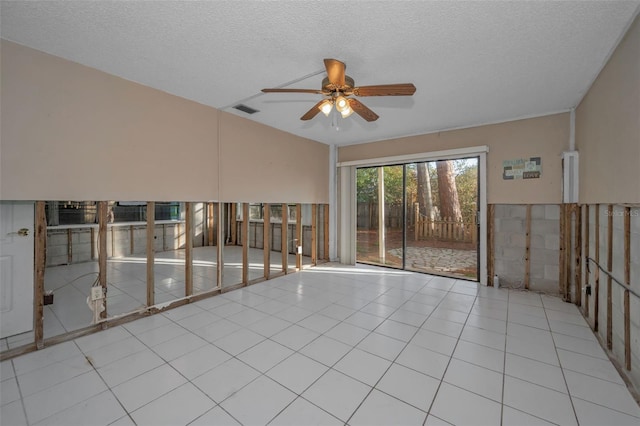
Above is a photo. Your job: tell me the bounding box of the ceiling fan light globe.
[335,96,349,113]
[320,100,333,116]
[340,106,354,118]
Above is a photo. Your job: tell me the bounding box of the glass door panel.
[356,165,404,268]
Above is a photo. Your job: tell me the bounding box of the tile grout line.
[500,288,510,426]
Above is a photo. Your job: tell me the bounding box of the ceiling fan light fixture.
[319,99,333,116]
[335,95,349,113]
[340,105,354,118]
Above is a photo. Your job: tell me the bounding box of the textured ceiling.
[1,1,639,146]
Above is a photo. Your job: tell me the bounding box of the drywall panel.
[218,111,329,203]
[1,40,219,201]
[576,14,640,204]
[338,113,569,204]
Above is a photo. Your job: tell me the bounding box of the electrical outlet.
[297,246,303,254]
[91,287,104,301]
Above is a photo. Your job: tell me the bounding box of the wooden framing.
[231,203,237,245]
[606,204,613,349]
[624,207,631,370]
[594,203,600,332]
[524,204,531,289]
[565,204,573,302]
[130,225,134,254]
[216,202,224,288]
[487,204,495,286]
[584,205,590,317]
[324,204,329,261]
[34,201,47,349]
[263,203,271,280]
[67,228,73,264]
[90,227,95,260]
[281,203,288,273]
[207,202,214,246]
[296,204,302,270]
[311,204,317,266]
[98,201,108,321]
[242,203,249,284]
[185,202,193,297]
[146,202,155,307]
[559,203,566,296]
[574,204,582,307]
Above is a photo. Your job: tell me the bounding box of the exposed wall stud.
[90,227,95,260]
[324,204,330,261]
[559,204,566,297]
[584,205,590,317]
[98,201,108,322]
[296,204,302,270]
[130,225,134,254]
[185,202,193,297]
[264,203,271,280]
[34,201,46,349]
[487,204,495,286]
[216,202,224,288]
[594,204,600,331]
[606,204,613,349]
[574,204,582,307]
[624,206,631,370]
[67,228,73,264]
[146,201,155,307]
[525,204,531,289]
[281,203,288,273]
[311,204,317,266]
[242,203,249,284]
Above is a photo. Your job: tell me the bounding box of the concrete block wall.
[494,204,560,293]
[238,222,314,256]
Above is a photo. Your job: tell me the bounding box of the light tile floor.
[1,264,639,425]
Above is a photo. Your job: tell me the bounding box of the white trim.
[337,145,489,168]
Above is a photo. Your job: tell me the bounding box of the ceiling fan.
[261,59,416,122]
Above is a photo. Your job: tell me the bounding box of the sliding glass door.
[356,157,479,280]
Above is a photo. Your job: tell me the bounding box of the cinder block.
[545,234,560,250]
[509,234,527,248]
[530,263,545,279]
[544,264,559,281]
[500,218,525,233]
[530,279,559,295]
[531,219,559,235]
[494,205,508,217]
[531,248,559,265]
[545,205,560,220]
[507,205,527,219]
[531,205,546,220]
[530,235,545,249]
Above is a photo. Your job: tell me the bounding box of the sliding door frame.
[338,146,488,286]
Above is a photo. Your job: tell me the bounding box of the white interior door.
[0,201,35,338]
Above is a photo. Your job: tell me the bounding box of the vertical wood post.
[624,206,631,370]
[231,203,237,245]
[487,204,495,286]
[311,204,317,266]
[90,227,95,260]
[606,204,613,349]
[296,204,302,270]
[594,204,600,331]
[574,204,582,307]
[67,228,73,264]
[264,204,271,280]
[34,202,46,349]
[584,205,590,317]
[185,202,193,297]
[525,204,532,290]
[98,202,108,321]
[323,204,329,261]
[282,203,288,273]
[559,204,566,297]
[216,202,224,288]
[242,203,249,284]
[130,225,134,254]
[146,202,155,307]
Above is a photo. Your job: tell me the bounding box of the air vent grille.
[233,104,259,115]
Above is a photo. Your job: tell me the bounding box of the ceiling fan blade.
[300,100,326,121]
[324,58,346,87]
[262,88,326,94]
[348,98,379,122]
[352,83,416,96]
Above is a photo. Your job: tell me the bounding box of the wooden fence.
[414,204,477,243]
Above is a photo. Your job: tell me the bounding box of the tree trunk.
[436,160,462,221]
[417,163,435,220]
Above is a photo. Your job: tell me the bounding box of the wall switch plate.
[91,287,104,301]
[297,246,303,254]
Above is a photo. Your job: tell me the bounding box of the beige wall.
[576,14,640,204]
[0,40,329,203]
[339,113,569,204]
[219,112,328,203]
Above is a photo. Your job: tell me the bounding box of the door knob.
[7,228,29,237]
